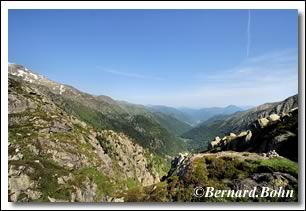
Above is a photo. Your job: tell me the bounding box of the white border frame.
[1,1,305,210]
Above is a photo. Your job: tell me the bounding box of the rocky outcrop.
[261,150,280,158]
[268,114,280,122]
[207,108,298,161]
[96,130,160,186]
[164,153,191,180]
[8,75,161,202]
[257,117,270,128]
[208,136,221,150]
[182,95,298,151]
[254,113,281,129]
[8,165,42,202]
[72,177,97,202]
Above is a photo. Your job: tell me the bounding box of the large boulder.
[8,166,41,202]
[72,177,97,202]
[258,117,270,128]
[238,131,248,137]
[290,107,298,113]
[245,130,252,142]
[208,136,221,149]
[229,133,237,138]
[268,114,280,122]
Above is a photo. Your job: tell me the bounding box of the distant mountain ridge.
[182,94,298,150]
[146,105,195,126]
[147,104,245,126]
[9,64,249,128]
[179,105,244,124]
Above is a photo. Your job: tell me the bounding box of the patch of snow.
[59,85,65,95]
[29,72,38,80]
[14,68,40,81]
[17,69,27,77]
[24,77,31,83]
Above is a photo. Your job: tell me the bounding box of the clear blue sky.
[9,9,298,108]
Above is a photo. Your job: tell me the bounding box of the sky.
[8,9,298,108]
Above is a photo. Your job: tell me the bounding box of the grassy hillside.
[53,97,187,156]
[151,112,192,136]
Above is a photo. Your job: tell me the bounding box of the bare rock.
[9,174,35,202]
[48,196,69,202]
[208,136,221,149]
[269,113,280,122]
[258,117,270,128]
[74,177,97,202]
[245,130,252,141]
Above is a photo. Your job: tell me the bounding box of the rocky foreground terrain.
[8,73,161,202]
[121,106,299,202]
[122,151,298,202]
[8,64,299,202]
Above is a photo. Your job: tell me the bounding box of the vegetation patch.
[9,158,71,202]
[74,167,113,199]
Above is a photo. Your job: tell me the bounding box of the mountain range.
[146,104,245,126]
[8,63,299,202]
[8,64,189,156]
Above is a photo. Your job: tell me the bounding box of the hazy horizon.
[9,9,298,107]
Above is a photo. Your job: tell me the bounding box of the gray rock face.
[8,165,41,202]
[49,121,72,133]
[9,174,33,201]
[73,177,97,202]
[9,152,24,161]
[165,153,191,180]
[273,131,296,144]
[97,130,160,186]
[209,130,252,150]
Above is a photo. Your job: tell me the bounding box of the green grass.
[61,99,187,156]
[257,157,298,177]
[191,157,208,184]
[145,151,170,177]
[74,167,113,199]
[126,178,140,189]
